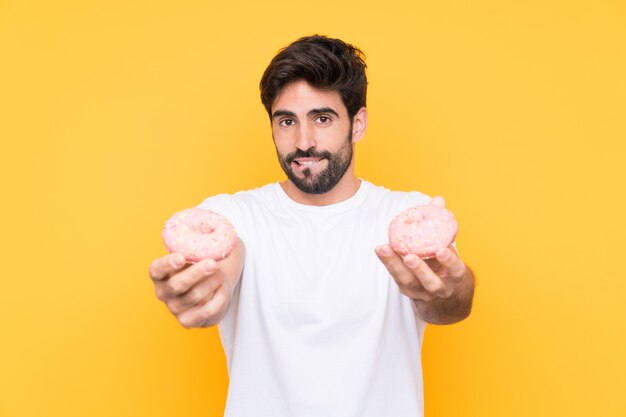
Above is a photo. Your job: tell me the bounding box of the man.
[149,35,475,417]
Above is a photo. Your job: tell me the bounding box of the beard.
[277,132,353,195]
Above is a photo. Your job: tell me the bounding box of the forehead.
[272,80,346,115]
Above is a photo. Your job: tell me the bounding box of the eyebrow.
[272,110,296,120]
[271,107,340,120]
[307,107,339,118]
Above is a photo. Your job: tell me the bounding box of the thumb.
[429,196,446,208]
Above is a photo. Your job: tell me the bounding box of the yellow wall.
[2,1,625,416]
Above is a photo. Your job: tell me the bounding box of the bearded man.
[149,35,475,417]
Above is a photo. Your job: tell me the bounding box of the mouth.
[291,157,326,175]
[293,157,323,166]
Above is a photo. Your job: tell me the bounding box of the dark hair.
[260,35,367,120]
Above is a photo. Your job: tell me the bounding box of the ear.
[351,107,368,143]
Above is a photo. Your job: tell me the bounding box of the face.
[271,80,355,194]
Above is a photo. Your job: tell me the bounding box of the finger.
[177,285,229,328]
[165,258,218,296]
[429,196,446,208]
[375,244,417,286]
[149,253,186,281]
[402,254,449,297]
[167,277,221,314]
[435,247,466,279]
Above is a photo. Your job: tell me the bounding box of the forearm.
[413,266,475,325]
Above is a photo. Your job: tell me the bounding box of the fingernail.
[380,245,391,256]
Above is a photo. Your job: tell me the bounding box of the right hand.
[148,253,232,328]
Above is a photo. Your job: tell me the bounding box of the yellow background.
[1,0,625,416]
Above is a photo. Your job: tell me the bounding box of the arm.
[375,195,475,325]
[410,251,475,325]
[149,238,245,328]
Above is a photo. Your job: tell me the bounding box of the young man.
[149,35,475,417]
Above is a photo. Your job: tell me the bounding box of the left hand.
[375,197,468,302]
[375,244,467,302]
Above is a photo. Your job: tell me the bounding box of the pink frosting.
[162,207,238,262]
[388,204,458,259]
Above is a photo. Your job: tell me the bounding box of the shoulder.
[362,179,432,210]
[195,183,278,239]
[197,183,277,209]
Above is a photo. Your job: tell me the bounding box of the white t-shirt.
[198,180,431,417]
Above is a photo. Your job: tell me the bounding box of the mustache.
[285,148,332,164]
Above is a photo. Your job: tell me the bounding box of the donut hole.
[196,221,216,234]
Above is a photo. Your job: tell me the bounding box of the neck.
[280,163,361,206]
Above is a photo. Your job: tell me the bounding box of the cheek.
[316,125,346,144]
[272,137,291,158]
[273,128,303,153]
[272,126,292,143]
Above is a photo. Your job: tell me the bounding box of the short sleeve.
[401,190,432,210]
[196,193,248,245]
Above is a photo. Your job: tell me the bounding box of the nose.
[295,121,317,151]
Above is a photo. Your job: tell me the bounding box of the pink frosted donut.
[162,207,238,262]
[388,204,458,259]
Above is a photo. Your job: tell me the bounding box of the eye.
[315,115,331,125]
[279,118,295,127]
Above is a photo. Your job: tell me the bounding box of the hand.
[375,244,467,302]
[148,253,232,328]
[375,196,467,302]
